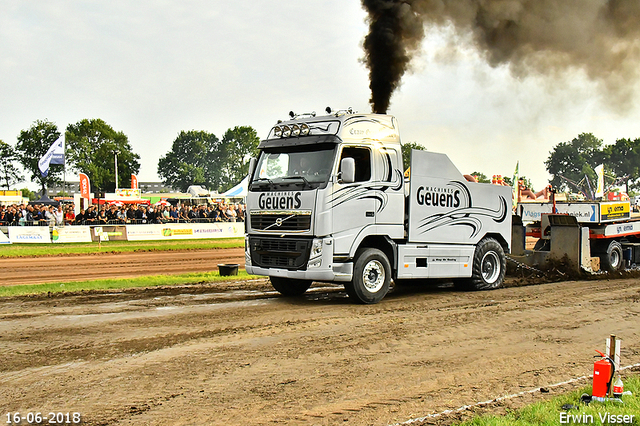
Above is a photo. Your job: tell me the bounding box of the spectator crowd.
[0,202,245,226]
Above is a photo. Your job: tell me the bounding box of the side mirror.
[340,158,355,184]
[248,157,257,181]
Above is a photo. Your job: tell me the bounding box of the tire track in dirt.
[0,277,639,425]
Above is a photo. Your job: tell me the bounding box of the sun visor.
[258,134,342,149]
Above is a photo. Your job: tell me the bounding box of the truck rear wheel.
[600,240,623,272]
[468,237,506,290]
[270,277,312,296]
[345,248,391,304]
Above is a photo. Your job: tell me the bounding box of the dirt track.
[0,248,245,285]
[1,250,639,426]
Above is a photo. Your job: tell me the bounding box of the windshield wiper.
[282,175,311,188]
[251,178,274,190]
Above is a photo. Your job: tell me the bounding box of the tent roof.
[29,195,60,206]
[221,176,248,198]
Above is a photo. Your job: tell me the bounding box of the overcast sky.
[2,1,639,191]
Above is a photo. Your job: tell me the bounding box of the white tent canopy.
[221,176,248,198]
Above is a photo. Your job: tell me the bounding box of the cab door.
[327,146,376,255]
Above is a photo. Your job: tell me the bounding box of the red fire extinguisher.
[592,350,615,398]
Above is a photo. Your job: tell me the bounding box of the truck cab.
[246,110,511,304]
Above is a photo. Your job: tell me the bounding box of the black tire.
[600,240,623,272]
[468,238,506,290]
[345,248,391,304]
[270,277,312,296]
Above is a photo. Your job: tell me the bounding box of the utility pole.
[114,150,119,190]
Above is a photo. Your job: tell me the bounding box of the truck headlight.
[311,239,323,258]
[308,239,323,268]
[245,236,251,266]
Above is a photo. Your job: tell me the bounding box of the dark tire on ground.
[270,277,312,296]
[462,237,506,291]
[345,248,391,304]
[599,240,623,273]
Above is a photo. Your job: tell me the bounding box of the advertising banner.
[79,173,91,199]
[116,188,141,198]
[8,226,51,243]
[90,226,128,242]
[519,203,598,223]
[0,230,10,244]
[126,222,245,241]
[600,201,630,221]
[52,226,92,243]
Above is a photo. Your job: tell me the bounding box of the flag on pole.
[595,164,605,198]
[512,161,519,210]
[38,137,65,177]
[79,173,91,199]
[131,174,138,189]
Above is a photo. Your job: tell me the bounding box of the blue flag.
[38,137,65,177]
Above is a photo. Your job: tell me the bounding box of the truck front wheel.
[345,248,391,304]
[467,238,506,290]
[270,277,312,296]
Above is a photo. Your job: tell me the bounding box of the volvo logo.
[275,218,283,227]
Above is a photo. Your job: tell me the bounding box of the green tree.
[545,133,604,195]
[158,130,221,192]
[400,141,426,171]
[470,171,490,183]
[15,119,62,196]
[20,187,36,201]
[602,138,640,193]
[158,126,260,193]
[219,126,260,192]
[0,140,24,190]
[65,119,141,193]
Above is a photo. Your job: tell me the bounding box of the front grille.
[260,239,298,252]
[249,236,311,270]
[250,211,311,232]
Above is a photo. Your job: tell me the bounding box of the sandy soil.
[1,251,639,425]
[0,248,246,285]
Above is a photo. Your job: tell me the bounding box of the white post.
[114,151,119,190]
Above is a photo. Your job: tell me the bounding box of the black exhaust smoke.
[361,0,640,113]
[361,0,424,114]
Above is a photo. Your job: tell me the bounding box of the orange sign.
[131,174,138,189]
[79,173,91,199]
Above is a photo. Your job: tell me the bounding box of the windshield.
[251,143,336,191]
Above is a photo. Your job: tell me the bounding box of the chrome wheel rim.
[610,250,621,269]
[362,260,385,293]
[481,251,500,284]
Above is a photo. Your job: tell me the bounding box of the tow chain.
[506,255,552,277]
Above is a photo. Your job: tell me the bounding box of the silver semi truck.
[245,111,512,303]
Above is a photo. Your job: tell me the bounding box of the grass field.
[0,237,244,257]
[454,376,639,426]
[0,270,262,297]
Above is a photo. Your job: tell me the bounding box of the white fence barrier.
[1,222,245,244]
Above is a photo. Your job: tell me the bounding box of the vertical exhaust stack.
[361,0,640,112]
